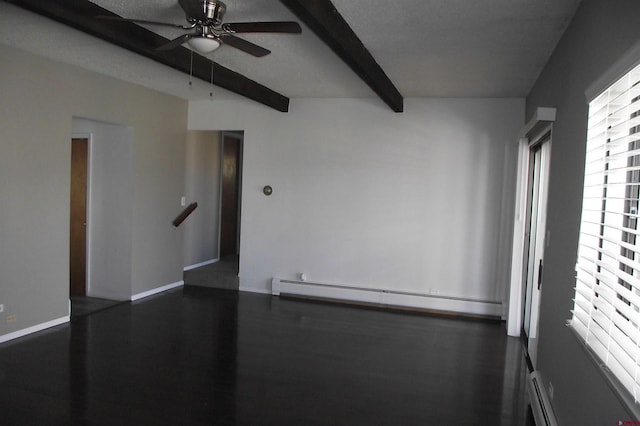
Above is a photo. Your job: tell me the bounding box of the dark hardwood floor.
[0,287,534,425]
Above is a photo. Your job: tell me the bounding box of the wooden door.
[70,138,88,296]
[219,135,241,258]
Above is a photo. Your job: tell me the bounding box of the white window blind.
[571,62,640,403]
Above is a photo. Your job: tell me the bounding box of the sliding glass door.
[522,134,551,369]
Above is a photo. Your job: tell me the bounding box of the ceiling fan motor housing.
[205,0,226,25]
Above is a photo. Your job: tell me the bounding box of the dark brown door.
[219,135,241,258]
[70,138,88,296]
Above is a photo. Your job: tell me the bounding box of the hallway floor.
[0,287,534,425]
[184,255,239,290]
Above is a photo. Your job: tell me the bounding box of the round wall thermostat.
[263,185,273,196]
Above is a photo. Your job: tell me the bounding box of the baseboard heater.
[271,278,503,318]
[527,371,558,426]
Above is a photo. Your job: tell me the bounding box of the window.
[571,62,640,403]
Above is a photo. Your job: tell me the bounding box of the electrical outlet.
[0,304,3,313]
[548,382,554,400]
[6,314,16,323]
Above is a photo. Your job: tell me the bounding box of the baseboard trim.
[239,284,272,295]
[184,258,219,271]
[272,278,503,318]
[131,281,184,301]
[0,316,70,344]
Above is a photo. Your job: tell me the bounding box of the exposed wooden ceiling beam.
[279,0,403,113]
[5,0,291,112]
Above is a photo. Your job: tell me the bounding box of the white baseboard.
[131,281,184,301]
[239,285,272,295]
[271,278,503,317]
[0,316,70,344]
[184,258,219,271]
[528,371,558,426]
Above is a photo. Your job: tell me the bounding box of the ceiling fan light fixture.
[187,36,221,53]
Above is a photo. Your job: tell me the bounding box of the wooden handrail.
[172,202,198,228]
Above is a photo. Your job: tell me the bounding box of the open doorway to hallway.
[69,118,134,316]
[183,131,243,290]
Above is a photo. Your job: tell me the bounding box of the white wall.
[189,97,523,312]
[184,131,221,267]
[73,118,134,300]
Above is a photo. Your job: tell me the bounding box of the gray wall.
[526,0,640,422]
[0,44,187,338]
[183,131,221,267]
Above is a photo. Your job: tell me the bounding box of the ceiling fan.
[99,0,302,56]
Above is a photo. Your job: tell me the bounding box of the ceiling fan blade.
[156,33,197,51]
[96,15,193,30]
[221,34,270,57]
[178,0,206,21]
[222,21,302,34]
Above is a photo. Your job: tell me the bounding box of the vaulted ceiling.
[0,0,582,112]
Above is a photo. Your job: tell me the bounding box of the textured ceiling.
[0,0,582,102]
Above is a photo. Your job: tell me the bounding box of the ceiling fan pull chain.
[189,50,193,88]
[210,60,214,99]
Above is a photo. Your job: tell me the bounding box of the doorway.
[219,132,243,259]
[521,132,551,369]
[182,131,242,291]
[70,119,134,311]
[69,135,124,316]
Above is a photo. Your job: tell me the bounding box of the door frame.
[507,107,556,337]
